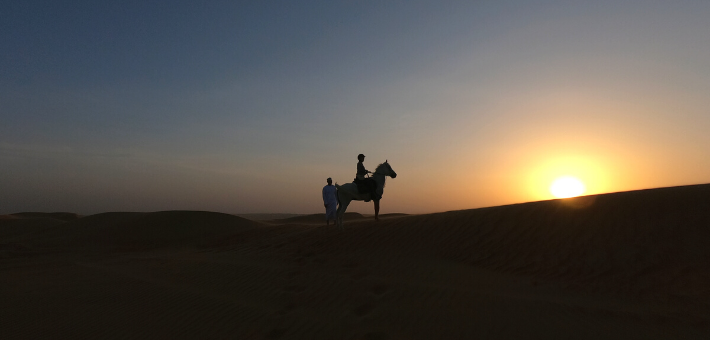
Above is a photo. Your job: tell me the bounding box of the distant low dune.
[8,210,259,251]
[2,185,710,338]
[236,213,303,221]
[10,212,81,221]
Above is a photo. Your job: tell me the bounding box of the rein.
[369,171,390,177]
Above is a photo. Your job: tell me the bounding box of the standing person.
[322,177,338,226]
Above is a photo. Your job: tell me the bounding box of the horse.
[334,160,397,230]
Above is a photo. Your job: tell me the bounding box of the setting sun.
[550,176,586,198]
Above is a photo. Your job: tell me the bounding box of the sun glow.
[550,176,586,198]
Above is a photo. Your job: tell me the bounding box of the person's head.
[327,177,332,185]
[358,154,365,162]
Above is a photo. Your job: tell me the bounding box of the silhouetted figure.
[322,177,337,226]
[354,154,379,202]
[335,160,397,229]
[356,154,370,180]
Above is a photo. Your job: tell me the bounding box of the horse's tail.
[334,184,341,206]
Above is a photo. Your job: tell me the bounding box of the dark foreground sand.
[2,184,710,339]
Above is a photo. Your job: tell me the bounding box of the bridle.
[369,170,393,177]
[367,162,394,177]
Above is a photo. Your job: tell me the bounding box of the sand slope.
[2,185,710,339]
[267,212,366,224]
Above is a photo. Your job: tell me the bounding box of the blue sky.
[2,1,710,214]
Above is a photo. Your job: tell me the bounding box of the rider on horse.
[355,154,380,202]
[335,156,397,229]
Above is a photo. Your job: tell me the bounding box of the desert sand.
[2,184,710,339]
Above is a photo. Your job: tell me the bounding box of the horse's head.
[377,160,397,178]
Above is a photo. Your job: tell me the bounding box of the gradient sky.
[2,1,710,215]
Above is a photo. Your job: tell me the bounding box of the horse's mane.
[374,162,390,188]
[375,162,389,172]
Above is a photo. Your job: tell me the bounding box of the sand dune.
[237,213,304,221]
[2,185,710,338]
[0,215,69,241]
[11,212,81,221]
[264,213,410,225]
[10,211,260,251]
[266,212,366,224]
[332,185,710,299]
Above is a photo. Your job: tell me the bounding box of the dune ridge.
[263,212,410,224]
[308,184,710,300]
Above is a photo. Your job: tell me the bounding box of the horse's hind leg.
[336,199,350,231]
[336,202,344,230]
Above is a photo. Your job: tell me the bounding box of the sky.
[2,0,710,215]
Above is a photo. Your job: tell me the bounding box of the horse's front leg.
[374,200,380,221]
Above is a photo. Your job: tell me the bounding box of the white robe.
[322,185,338,219]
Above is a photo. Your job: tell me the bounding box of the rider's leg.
[374,200,380,221]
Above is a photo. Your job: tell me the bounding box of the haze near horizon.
[2,1,710,215]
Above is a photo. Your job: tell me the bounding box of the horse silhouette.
[334,160,397,230]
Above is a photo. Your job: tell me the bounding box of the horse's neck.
[372,173,386,187]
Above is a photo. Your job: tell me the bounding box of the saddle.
[354,178,380,201]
